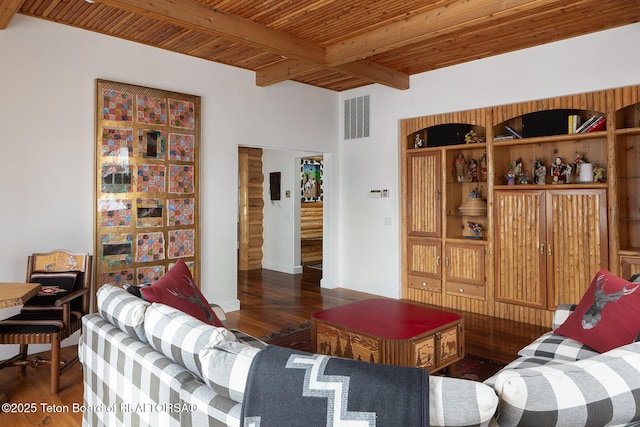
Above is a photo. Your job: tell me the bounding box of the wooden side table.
[0,282,41,406]
[0,283,41,309]
[311,299,464,374]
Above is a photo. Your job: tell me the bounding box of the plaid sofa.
[484,304,640,426]
[80,284,499,427]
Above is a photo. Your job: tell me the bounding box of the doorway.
[237,147,324,280]
[300,156,323,283]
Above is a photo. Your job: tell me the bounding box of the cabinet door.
[547,189,608,308]
[408,238,442,292]
[621,256,640,279]
[407,152,441,237]
[444,243,485,299]
[494,190,547,308]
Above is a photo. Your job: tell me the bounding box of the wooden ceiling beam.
[256,0,568,87]
[0,0,27,29]
[337,60,409,90]
[256,59,324,87]
[326,0,570,66]
[93,0,409,89]
[256,58,409,90]
[92,0,326,63]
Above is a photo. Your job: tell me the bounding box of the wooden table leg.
[446,363,456,377]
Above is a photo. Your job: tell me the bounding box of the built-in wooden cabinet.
[494,188,607,310]
[402,109,490,314]
[401,84,640,328]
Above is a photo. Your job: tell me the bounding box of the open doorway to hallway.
[237,147,324,286]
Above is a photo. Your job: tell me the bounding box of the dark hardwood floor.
[227,269,549,364]
[0,268,549,426]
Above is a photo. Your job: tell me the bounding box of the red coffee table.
[311,299,464,374]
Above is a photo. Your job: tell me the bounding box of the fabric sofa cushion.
[144,303,237,380]
[491,342,640,427]
[140,259,224,327]
[80,314,196,427]
[97,284,150,342]
[555,269,640,353]
[199,340,262,403]
[179,379,243,427]
[429,376,498,427]
[517,331,600,362]
[551,304,577,330]
[487,355,571,377]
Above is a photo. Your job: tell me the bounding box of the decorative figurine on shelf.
[593,162,606,182]
[513,158,523,182]
[459,187,487,216]
[467,221,484,239]
[551,156,564,183]
[480,151,488,181]
[505,163,515,185]
[455,153,466,182]
[414,133,424,149]
[573,152,585,176]
[465,130,476,144]
[561,162,573,183]
[467,158,478,182]
[533,157,546,185]
[519,170,530,184]
[464,130,485,144]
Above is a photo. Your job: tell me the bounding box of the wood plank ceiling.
[1,0,639,91]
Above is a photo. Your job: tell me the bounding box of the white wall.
[335,23,640,298]
[0,16,338,320]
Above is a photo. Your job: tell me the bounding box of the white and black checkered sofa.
[79,284,499,427]
[484,303,640,426]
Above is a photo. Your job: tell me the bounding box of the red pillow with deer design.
[555,269,640,353]
[140,259,224,327]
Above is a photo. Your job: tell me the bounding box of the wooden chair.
[0,250,93,393]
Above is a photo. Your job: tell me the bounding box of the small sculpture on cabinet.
[455,153,466,182]
[467,221,484,239]
[458,187,487,216]
[513,158,523,178]
[593,163,606,182]
[464,130,485,144]
[573,152,585,176]
[533,157,546,185]
[414,133,424,149]
[480,151,487,181]
[551,156,566,183]
[505,163,515,185]
[467,159,478,182]
[561,162,573,183]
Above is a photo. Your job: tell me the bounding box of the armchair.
[0,250,93,393]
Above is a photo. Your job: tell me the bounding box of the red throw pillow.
[140,259,224,327]
[555,269,640,353]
